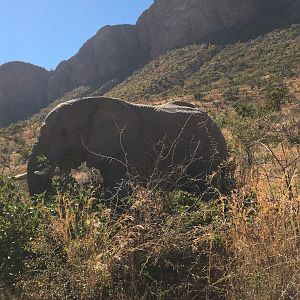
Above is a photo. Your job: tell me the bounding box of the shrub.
[194,91,204,101]
[222,87,240,102]
[233,101,256,117]
[0,178,42,287]
[265,84,289,111]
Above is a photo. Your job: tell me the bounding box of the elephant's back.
[136,104,227,160]
[155,101,205,115]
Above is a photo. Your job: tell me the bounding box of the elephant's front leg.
[101,160,130,209]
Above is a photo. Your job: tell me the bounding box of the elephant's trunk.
[27,143,53,196]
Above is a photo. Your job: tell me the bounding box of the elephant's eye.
[61,130,67,136]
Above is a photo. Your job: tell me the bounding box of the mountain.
[107,24,300,100]
[0,62,51,128]
[1,0,300,127]
[47,25,145,100]
[136,0,300,59]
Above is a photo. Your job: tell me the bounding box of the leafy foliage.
[265,84,289,111]
[0,178,41,286]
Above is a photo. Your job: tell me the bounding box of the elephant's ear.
[86,100,140,162]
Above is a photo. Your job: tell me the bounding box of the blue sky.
[0,1,153,70]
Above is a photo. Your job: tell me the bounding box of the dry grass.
[0,85,299,299]
[8,137,297,299]
[227,184,300,299]
[224,138,300,299]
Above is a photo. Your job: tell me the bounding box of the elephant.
[27,97,227,200]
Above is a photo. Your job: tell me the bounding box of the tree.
[267,85,288,111]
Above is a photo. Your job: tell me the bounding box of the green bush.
[265,84,288,111]
[233,101,256,117]
[0,178,42,287]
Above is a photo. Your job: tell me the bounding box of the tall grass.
[0,110,299,299]
[226,141,300,299]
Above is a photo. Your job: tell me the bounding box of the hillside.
[107,24,300,100]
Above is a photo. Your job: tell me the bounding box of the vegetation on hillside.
[107,24,300,101]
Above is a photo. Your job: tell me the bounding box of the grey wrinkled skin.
[27,97,227,199]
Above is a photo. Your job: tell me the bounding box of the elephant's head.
[27,97,139,196]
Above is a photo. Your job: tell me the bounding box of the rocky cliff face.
[0,62,50,127]
[136,0,300,59]
[47,25,144,100]
[1,0,300,127]
[47,0,300,101]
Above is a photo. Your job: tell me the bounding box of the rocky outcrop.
[136,0,300,59]
[0,62,50,127]
[47,25,144,100]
